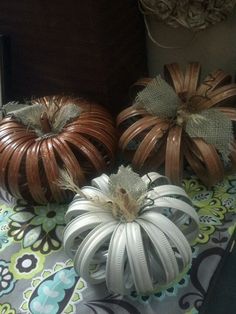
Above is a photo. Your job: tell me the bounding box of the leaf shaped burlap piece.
[109,165,147,200]
[186,109,233,162]
[135,75,180,117]
[135,76,233,160]
[4,101,81,136]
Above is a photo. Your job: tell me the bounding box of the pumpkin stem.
[108,166,147,221]
[112,187,139,222]
[176,108,189,126]
[40,111,52,133]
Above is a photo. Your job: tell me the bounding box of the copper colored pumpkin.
[117,63,236,187]
[0,96,116,204]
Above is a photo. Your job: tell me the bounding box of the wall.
[147,8,236,79]
[0,1,147,113]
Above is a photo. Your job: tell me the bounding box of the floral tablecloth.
[0,176,235,314]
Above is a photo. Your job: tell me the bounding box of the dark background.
[0,0,147,114]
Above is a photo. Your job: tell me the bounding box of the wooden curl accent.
[132,120,170,168]
[116,106,147,126]
[183,63,201,96]
[196,84,236,111]
[183,136,224,187]
[165,126,183,185]
[119,116,159,151]
[218,107,236,121]
[164,63,184,94]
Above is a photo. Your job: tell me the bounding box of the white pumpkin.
[63,166,199,295]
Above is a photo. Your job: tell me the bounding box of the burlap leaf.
[135,75,180,117]
[3,101,30,112]
[109,165,147,200]
[8,102,81,137]
[9,103,45,131]
[51,103,81,132]
[186,109,233,161]
[0,102,29,121]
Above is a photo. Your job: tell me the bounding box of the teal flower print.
[0,260,16,297]
[0,303,16,314]
[0,204,14,251]
[8,202,66,254]
[31,205,65,233]
[20,261,86,314]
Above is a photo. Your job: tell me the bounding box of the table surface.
[0,175,235,314]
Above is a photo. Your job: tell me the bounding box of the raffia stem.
[56,168,120,213]
[188,113,207,124]
[111,187,141,221]
[176,109,207,126]
[44,97,61,123]
[58,166,146,221]
[57,168,87,199]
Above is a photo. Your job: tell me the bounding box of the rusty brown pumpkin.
[0,96,116,204]
[117,63,236,187]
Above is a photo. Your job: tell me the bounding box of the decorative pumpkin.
[117,63,236,187]
[63,166,199,295]
[0,96,116,204]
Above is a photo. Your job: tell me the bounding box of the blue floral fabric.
[0,175,235,314]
